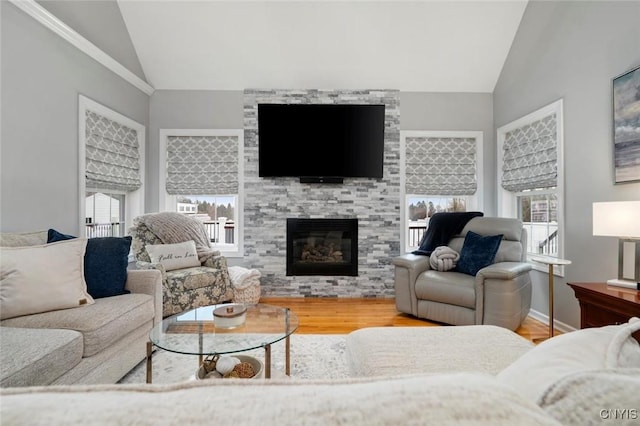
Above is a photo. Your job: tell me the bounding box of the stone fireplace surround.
[243,89,400,297]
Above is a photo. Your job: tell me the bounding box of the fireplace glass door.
[286,218,358,276]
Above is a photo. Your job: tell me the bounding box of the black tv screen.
[258,104,385,179]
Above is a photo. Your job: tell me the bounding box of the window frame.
[159,129,244,258]
[78,95,145,238]
[399,130,484,254]
[497,99,565,276]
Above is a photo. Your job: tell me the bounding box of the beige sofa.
[0,231,162,387]
[2,320,639,425]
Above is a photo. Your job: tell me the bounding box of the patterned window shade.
[502,113,557,192]
[166,135,239,195]
[85,111,142,192]
[405,137,477,195]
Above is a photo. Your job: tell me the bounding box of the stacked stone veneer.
[243,89,400,297]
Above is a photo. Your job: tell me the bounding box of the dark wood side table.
[567,282,640,343]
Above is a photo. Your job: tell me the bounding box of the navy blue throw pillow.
[47,229,131,299]
[454,231,503,276]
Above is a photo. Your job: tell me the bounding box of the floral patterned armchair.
[130,213,233,317]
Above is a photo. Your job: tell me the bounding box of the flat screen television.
[258,103,385,182]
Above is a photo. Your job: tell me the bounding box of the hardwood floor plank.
[260,297,550,343]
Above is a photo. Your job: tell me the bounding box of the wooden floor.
[260,297,550,343]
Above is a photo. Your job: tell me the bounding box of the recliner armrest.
[392,254,431,316]
[477,262,532,280]
[391,253,431,274]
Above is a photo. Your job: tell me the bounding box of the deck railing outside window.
[85,222,122,238]
[406,221,558,256]
[202,220,235,244]
[85,220,235,245]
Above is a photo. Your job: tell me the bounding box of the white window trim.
[400,130,484,254]
[78,95,145,237]
[159,129,244,258]
[497,99,565,276]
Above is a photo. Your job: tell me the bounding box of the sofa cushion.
[1,294,154,357]
[0,239,95,320]
[0,327,83,387]
[47,230,132,299]
[0,373,560,425]
[497,318,640,404]
[0,230,48,247]
[455,231,503,276]
[146,240,200,271]
[538,368,640,426]
[415,270,476,308]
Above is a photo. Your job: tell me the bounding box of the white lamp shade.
[592,201,640,238]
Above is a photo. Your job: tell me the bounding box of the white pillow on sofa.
[145,240,200,271]
[497,318,640,403]
[0,239,95,320]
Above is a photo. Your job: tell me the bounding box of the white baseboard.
[527,309,576,334]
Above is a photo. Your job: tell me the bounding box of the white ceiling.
[118,0,528,93]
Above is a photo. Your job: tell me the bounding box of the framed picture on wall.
[612,65,640,184]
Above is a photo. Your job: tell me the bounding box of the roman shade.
[501,113,557,192]
[405,136,477,195]
[165,135,239,195]
[85,111,142,192]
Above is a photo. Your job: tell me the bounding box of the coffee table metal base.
[145,336,291,383]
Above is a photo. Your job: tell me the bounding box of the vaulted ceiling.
[117,0,528,93]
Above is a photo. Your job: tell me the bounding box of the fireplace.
[286,218,358,276]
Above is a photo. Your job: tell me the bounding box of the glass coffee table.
[146,303,299,383]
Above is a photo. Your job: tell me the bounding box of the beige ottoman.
[346,325,534,377]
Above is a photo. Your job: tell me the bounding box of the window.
[85,191,125,237]
[497,99,564,274]
[159,129,243,257]
[79,95,145,238]
[400,131,483,253]
[518,191,558,256]
[406,196,468,249]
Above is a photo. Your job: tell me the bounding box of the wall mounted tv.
[258,103,385,183]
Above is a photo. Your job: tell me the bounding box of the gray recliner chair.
[392,217,532,331]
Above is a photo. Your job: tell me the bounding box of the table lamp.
[592,201,640,289]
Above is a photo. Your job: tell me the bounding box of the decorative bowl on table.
[195,355,264,380]
[213,303,247,328]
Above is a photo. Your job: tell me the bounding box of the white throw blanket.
[429,246,460,272]
[228,266,261,290]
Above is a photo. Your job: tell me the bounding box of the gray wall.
[493,1,640,328]
[147,91,494,213]
[400,92,495,215]
[0,2,149,235]
[13,0,630,316]
[36,0,147,82]
[147,90,494,281]
[148,90,244,212]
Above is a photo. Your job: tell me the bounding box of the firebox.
[286,218,358,276]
